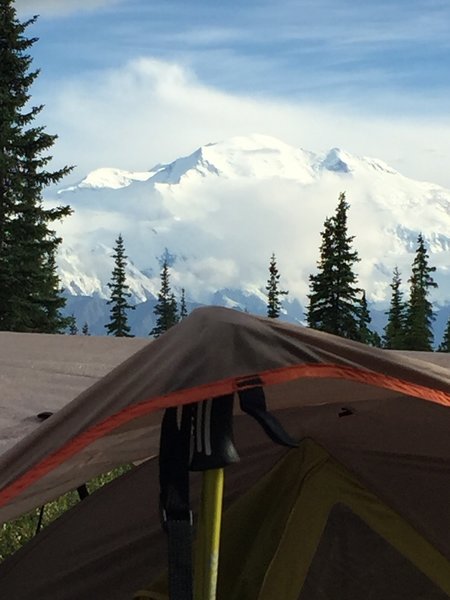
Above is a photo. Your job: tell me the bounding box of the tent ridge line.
[0,362,449,511]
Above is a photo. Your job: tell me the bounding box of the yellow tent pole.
[194,468,224,600]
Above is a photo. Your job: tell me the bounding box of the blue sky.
[15,0,450,186]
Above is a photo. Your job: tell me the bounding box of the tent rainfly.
[0,306,449,599]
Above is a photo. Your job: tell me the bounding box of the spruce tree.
[0,2,72,332]
[150,260,179,337]
[82,322,90,336]
[358,291,371,342]
[266,253,288,318]
[404,234,437,351]
[438,316,450,352]
[105,234,135,337]
[371,330,382,348]
[383,267,407,349]
[306,192,361,340]
[179,288,188,319]
[357,290,380,346]
[68,313,78,335]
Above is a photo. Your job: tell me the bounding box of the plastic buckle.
[160,506,193,532]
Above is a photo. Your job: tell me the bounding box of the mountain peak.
[151,133,317,184]
[59,135,405,196]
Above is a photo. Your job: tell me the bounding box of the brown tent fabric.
[1,402,450,599]
[0,331,149,456]
[0,416,288,600]
[1,307,450,599]
[0,306,450,524]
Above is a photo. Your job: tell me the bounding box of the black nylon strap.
[238,386,298,448]
[166,520,193,600]
[159,406,193,600]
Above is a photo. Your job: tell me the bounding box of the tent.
[0,306,449,599]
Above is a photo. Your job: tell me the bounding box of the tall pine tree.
[266,252,288,318]
[150,259,179,337]
[383,266,407,349]
[404,234,437,351]
[306,192,362,340]
[0,2,72,332]
[105,234,135,337]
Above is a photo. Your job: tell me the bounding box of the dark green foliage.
[306,192,362,340]
[105,234,135,337]
[357,290,371,343]
[438,316,450,352]
[82,322,90,336]
[404,234,437,351]
[0,2,73,332]
[179,287,188,319]
[67,313,78,335]
[370,330,382,348]
[357,290,380,346]
[266,252,288,318]
[383,267,407,349]
[150,260,179,337]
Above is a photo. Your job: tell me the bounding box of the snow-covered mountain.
[45,134,450,338]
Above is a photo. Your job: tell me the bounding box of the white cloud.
[42,57,450,190]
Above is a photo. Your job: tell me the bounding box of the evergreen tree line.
[96,195,445,351]
[304,192,441,351]
[101,238,290,339]
[95,235,189,339]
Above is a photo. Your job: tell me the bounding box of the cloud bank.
[42,57,450,190]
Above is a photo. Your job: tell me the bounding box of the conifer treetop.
[68,314,78,335]
[383,266,407,349]
[306,192,362,340]
[266,252,288,319]
[150,259,179,337]
[104,234,135,337]
[404,234,437,351]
